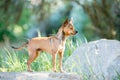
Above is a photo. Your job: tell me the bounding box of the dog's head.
[62,18,78,36]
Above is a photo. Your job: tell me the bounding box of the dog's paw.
[60,70,65,73]
[53,70,57,72]
[27,69,34,72]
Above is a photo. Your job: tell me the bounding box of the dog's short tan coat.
[12,18,77,72]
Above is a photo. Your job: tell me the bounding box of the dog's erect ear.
[63,18,69,25]
[69,17,73,24]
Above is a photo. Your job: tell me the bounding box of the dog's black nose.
[76,31,78,33]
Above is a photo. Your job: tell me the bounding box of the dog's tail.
[11,42,28,50]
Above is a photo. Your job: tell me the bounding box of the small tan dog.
[12,18,77,72]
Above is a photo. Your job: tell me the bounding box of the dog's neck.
[55,27,66,42]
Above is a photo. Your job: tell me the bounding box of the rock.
[64,39,120,80]
[49,72,81,80]
[0,72,81,80]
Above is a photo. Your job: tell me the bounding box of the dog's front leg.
[52,53,57,72]
[58,51,64,72]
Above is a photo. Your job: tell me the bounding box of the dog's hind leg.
[27,50,39,72]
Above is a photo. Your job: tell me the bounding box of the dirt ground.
[0,72,81,80]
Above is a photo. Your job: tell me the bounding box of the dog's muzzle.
[74,31,78,35]
[72,31,78,35]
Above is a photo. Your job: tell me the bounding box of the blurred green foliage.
[0,0,120,42]
[0,0,31,42]
[75,0,120,40]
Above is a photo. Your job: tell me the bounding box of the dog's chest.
[49,36,66,54]
[58,43,64,50]
[58,41,66,51]
[52,41,65,53]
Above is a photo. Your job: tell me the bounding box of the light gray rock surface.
[64,39,120,80]
[0,72,81,80]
